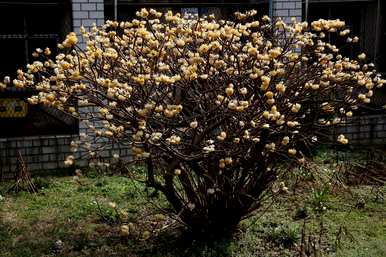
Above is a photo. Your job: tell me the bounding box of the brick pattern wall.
[273,0,302,23]
[72,0,105,49]
[334,114,386,145]
[0,135,78,180]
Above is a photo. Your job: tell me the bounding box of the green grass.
[0,161,385,257]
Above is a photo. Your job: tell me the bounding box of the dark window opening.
[307,1,386,113]
[0,0,77,138]
[307,1,385,73]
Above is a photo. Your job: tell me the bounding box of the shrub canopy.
[3,9,384,236]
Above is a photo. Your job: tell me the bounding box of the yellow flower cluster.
[7,8,384,167]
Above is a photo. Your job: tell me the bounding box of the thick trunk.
[180,202,245,239]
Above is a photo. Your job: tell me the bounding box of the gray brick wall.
[273,0,302,23]
[0,135,78,180]
[333,114,386,145]
[72,0,104,49]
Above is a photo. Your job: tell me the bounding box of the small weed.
[294,206,310,220]
[31,177,51,190]
[267,223,300,248]
[309,184,332,213]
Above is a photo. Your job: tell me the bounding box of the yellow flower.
[108,202,117,208]
[291,103,301,113]
[265,91,274,99]
[207,188,215,194]
[190,120,198,129]
[63,32,78,48]
[260,76,271,91]
[275,82,286,93]
[288,148,297,155]
[217,131,227,141]
[282,136,290,145]
[337,134,348,144]
[265,142,276,152]
[358,53,366,60]
[224,157,233,165]
[120,225,130,236]
[44,47,51,56]
[225,84,234,96]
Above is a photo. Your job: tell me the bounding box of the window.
[307,1,386,111]
[0,0,77,137]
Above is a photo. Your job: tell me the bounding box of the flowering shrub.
[3,9,384,237]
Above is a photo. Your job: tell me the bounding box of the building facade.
[0,0,384,180]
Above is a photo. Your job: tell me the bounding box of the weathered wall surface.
[0,135,77,180]
[273,0,302,23]
[72,0,105,49]
[334,114,386,145]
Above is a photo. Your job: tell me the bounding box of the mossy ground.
[0,151,385,257]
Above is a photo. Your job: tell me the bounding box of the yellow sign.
[0,98,28,118]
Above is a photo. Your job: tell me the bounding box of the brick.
[282,2,296,9]
[273,2,282,9]
[32,140,41,147]
[9,157,18,165]
[42,162,58,170]
[29,163,42,171]
[41,154,50,162]
[59,145,71,153]
[48,154,58,162]
[274,9,289,18]
[8,165,17,173]
[97,19,105,26]
[282,17,292,24]
[18,148,27,156]
[88,0,104,3]
[289,9,302,17]
[72,3,81,11]
[89,11,104,19]
[73,11,88,19]
[42,147,55,154]
[73,19,82,27]
[96,3,104,11]
[57,153,67,161]
[24,140,33,147]
[31,155,41,163]
[81,3,96,11]
[81,19,97,27]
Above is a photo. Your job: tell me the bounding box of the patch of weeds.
[95,200,120,224]
[266,223,300,248]
[31,177,51,190]
[308,184,332,213]
[294,206,310,220]
[0,222,12,247]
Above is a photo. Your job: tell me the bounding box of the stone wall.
[334,114,386,146]
[72,0,105,49]
[0,135,77,180]
[273,0,302,23]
